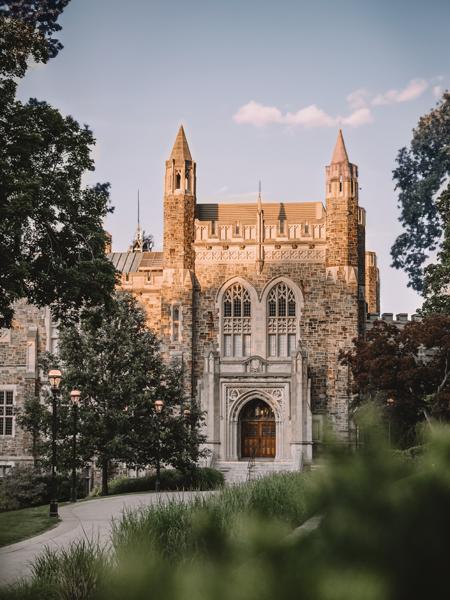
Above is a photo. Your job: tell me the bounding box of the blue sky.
[17,0,450,315]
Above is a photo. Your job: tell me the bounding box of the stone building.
[0,126,385,481]
[108,126,381,480]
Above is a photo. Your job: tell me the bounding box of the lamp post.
[154,399,164,492]
[70,389,81,503]
[386,397,395,446]
[48,369,62,518]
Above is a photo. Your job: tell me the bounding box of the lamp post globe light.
[70,389,81,503]
[48,369,62,518]
[154,399,164,492]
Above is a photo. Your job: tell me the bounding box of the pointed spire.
[331,129,349,164]
[257,180,262,211]
[169,125,192,161]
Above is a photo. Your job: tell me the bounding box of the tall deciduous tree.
[340,316,450,446]
[391,92,450,292]
[421,185,450,315]
[0,0,117,328]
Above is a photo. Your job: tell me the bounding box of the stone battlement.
[366,312,421,330]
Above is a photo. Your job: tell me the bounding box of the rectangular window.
[243,334,251,357]
[278,334,287,357]
[288,334,297,355]
[224,335,232,357]
[233,334,242,357]
[0,390,14,436]
[211,220,216,235]
[268,335,277,357]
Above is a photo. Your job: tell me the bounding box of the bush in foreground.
[4,423,450,600]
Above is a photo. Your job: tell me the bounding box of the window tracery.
[267,282,297,357]
[223,283,251,357]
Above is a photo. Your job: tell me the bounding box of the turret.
[163,126,196,269]
[325,130,360,281]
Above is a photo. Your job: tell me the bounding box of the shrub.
[106,467,224,496]
[0,465,46,512]
[0,465,88,512]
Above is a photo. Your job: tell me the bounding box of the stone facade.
[0,127,382,479]
[111,127,380,475]
[0,302,58,474]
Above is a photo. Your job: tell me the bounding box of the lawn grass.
[0,505,60,547]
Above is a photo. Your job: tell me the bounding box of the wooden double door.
[240,399,276,458]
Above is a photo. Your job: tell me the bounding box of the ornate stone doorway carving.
[240,399,275,458]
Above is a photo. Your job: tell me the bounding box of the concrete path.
[0,491,210,586]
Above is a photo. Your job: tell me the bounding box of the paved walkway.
[0,491,210,586]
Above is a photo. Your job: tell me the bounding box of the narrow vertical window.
[172,305,181,341]
[222,283,252,357]
[176,172,181,190]
[224,334,232,357]
[0,391,14,436]
[339,176,343,192]
[267,282,298,358]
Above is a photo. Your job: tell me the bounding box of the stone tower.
[161,126,196,394]
[325,129,360,282]
[163,125,196,269]
[325,130,364,433]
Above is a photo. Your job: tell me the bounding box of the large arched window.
[223,283,251,357]
[267,282,297,357]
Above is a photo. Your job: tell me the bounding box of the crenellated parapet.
[366,312,421,331]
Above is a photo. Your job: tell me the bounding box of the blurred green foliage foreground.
[3,416,450,600]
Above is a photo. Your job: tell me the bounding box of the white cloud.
[341,108,374,127]
[372,78,428,105]
[233,100,374,130]
[347,88,369,110]
[233,100,282,127]
[284,104,337,128]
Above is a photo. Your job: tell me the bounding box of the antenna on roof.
[137,189,140,229]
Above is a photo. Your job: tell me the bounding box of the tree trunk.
[101,459,109,496]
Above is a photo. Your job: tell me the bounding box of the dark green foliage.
[31,292,205,496]
[340,315,450,445]
[104,468,224,496]
[391,91,450,291]
[5,425,450,600]
[0,465,46,511]
[0,96,117,328]
[0,0,116,328]
[0,0,70,78]
[0,464,87,511]
[421,184,450,315]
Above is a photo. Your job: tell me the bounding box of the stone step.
[215,460,298,484]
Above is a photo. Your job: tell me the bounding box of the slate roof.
[107,252,163,273]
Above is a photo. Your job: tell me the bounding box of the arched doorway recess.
[240,399,275,458]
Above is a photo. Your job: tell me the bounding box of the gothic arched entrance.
[240,399,276,458]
